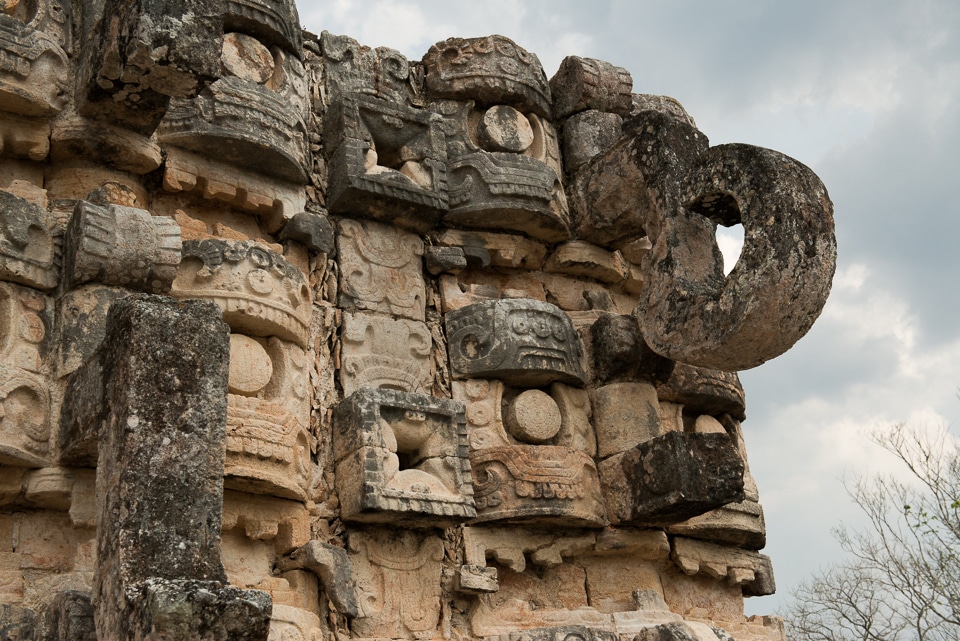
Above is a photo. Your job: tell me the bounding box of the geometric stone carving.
[279,211,335,256]
[0,189,59,291]
[591,382,661,459]
[640,143,837,371]
[470,444,607,527]
[320,31,416,104]
[423,35,552,119]
[544,241,628,285]
[671,537,776,597]
[337,218,425,321]
[348,529,444,640]
[0,281,49,467]
[63,200,181,293]
[550,56,633,120]
[0,15,69,117]
[340,312,432,396]
[91,294,271,641]
[172,239,312,348]
[601,432,744,526]
[222,490,311,556]
[50,115,164,175]
[333,388,475,526]
[324,93,448,231]
[445,299,587,386]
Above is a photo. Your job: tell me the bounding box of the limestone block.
[631,94,698,128]
[340,312,432,396]
[588,314,674,385]
[348,529,444,639]
[277,541,358,618]
[320,31,416,104]
[550,56,633,120]
[425,246,468,275]
[433,99,570,243]
[545,241,628,284]
[671,538,776,597]
[485,626,619,641]
[269,604,323,641]
[641,143,837,371]
[0,189,59,291]
[0,14,68,117]
[0,604,36,639]
[50,115,163,175]
[457,564,498,594]
[606,432,745,526]
[619,236,652,265]
[471,445,606,527]
[279,211,334,255]
[0,466,24,505]
[0,113,50,161]
[45,590,97,641]
[0,282,50,468]
[162,148,306,233]
[656,364,746,422]
[22,467,94,522]
[634,621,728,641]
[76,0,222,136]
[591,382,661,459]
[568,109,708,249]
[333,388,475,526]
[562,110,624,172]
[667,499,766,551]
[539,272,637,315]
[324,93,448,231]
[91,294,271,640]
[222,490,311,555]
[172,239,312,348]
[462,527,598,573]
[433,228,548,271]
[62,200,181,294]
[445,299,587,387]
[223,0,302,56]
[0,158,45,208]
[437,271,546,314]
[423,35,552,118]
[550,383,596,457]
[336,218,425,321]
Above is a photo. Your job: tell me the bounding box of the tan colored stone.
[45,163,149,206]
[478,105,535,153]
[505,389,562,443]
[222,490,311,555]
[51,116,163,174]
[671,537,774,595]
[591,382,661,459]
[552,383,597,458]
[433,228,548,271]
[545,241,628,284]
[0,113,50,161]
[222,33,275,84]
[228,334,274,395]
[340,311,432,396]
[619,236,652,265]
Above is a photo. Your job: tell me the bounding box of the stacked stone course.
[0,2,836,640]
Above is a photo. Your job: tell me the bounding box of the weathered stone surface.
[45,590,97,641]
[545,241,628,284]
[445,299,587,387]
[607,432,745,526]
[631,94,697,128]
[223,0,302,55]
[424,245,467,275]
[324,93,448,230]
[640,143,837,371]
[340,312,432,396]
[671,537,775,597]
[634,621,727,641]
[278,211,334,255]
[0,189,59,291]
[0,14,68,117]
[657,364,746,421]
[172,239,312,347]
[591,382,661,459]
[320,31,416,104]
[277,542,358,618]
[76,0,223,135]
[433,228,547,271]
[337,218,425,322]
[50,115,163,175]
[333,388,475,526]
[589,313,674,385]
[423,35,552,118]
[222,490,310,556]
[562,109,624,172]
[550,55,633,119]
[62,200,181,294]
[348,529,443,639]
[667,499,766,550]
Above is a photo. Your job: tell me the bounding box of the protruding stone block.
[657,364,746,421]
[589,314,674,385]
[671,537,775,597]
[340,312,432,396]
[550,56,633,119]
[277,541,358,618]
[279,211,335,255]
[46,590,97,641]
[0,15,69,117]
[562,109,624,172]
[591,382,661,459]
[63,200,181,294]
[445,299,587,387]
[545,241,628,284]
[320,31,416,103]
[223,0,302,55]
[0,603,36,639]
[0,189,59,291]
[333,388,475,526]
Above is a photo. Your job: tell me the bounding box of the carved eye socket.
[533,319,551,338]
[511,318,529,335]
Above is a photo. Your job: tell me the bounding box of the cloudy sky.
[296,0,960,615]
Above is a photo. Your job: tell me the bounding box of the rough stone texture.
[562,109,624,172]
[631,94,698,128]
[589,313,675,385]
[0,603,36,640]
[277,542,358,618]
[45,591,97,641]
[0,14,69,118]
[611,432,745,526]
[0,189,59,291]
[319,31,417,104]
[278,211,334,255]
[223,0,302,56]
[671,537,776,597]
[333,388,475,526]
[591,382,661,459]
[423,35,552,118]
[640,143,837,371]
[550,55,633,119]
[445,299,587,387]
[657,364,746,421]
[62,200,181,294]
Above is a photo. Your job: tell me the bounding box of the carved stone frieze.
[550,56,633,120]
[445,299,587,387]
[333,388,475,526]
[671,537,776,597]
[320,31,418,104]
[0,14,68,117]
[337,218,425,321]
[0,189,59,291]
[224,0,302,56]
[340,311,432,396]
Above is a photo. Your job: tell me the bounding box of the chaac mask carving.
[0,5,835,640]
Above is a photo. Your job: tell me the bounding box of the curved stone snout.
[638,143,837,371]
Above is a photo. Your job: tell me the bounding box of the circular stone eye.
[511,317,529,335]
[505,390,561,444]
[477,105,534,154]
[228,334,273,396]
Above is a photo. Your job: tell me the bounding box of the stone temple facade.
[0,1,837,639]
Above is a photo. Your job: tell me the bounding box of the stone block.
[340,312,432,396]
[337,218,425,321]
[424,246,468,275]
[269,604,323,641]
[320,31,416,104]
[333,388,475,526]
[433,228,548,271]
[51,115,163,174]
[545,241,628,284]
[457,564,498,594]
[667,499,766,550]
[671,537,775,597]
[223,0,302,55]
[615,432,745,526]
[0,189,59,291]
[324,93,448,231]
[423,35,552,118]
[277,541,358,618]
[562,110,624,172]
[656,365,746,424]
[45,590,97,641]
[445,299,587,387]
[0,15,68,117]
[172,239,312,348]
[222,490,311,556]
[62,200,181,294]
[591,382,661,459]
[550,56,633,120]
[279,211,335,255]
[0,113,51,162]
[631,94,698,128]
[0,603,35,640]
[589,314,674,385]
